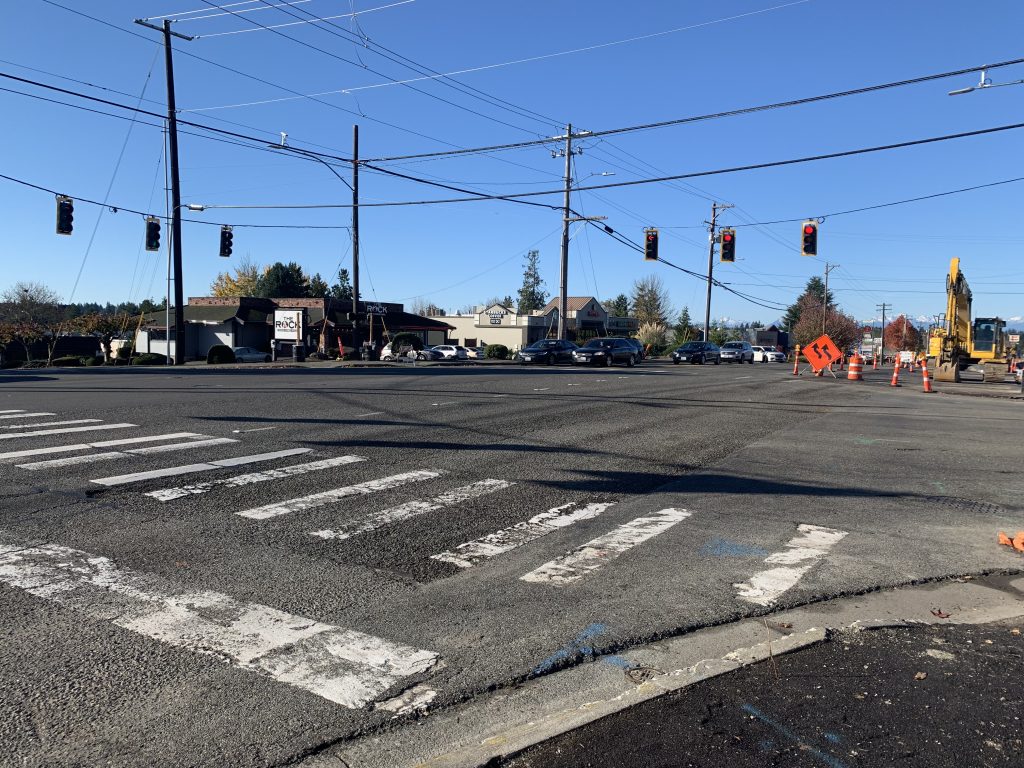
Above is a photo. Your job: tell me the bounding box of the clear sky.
[2,0,1023,327]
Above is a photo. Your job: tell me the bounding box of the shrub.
[21,360,47,369]
[1,360,23,369]
[389,332,423,352]
[131,353,165,366]
[485,344,509,360]
[206,344,237,364]
[51,356,83,367]
[84,356,104,366]
[115,343,133,360]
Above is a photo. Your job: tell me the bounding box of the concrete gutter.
[306,576,1024,768]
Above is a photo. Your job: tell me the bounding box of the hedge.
[131,353,165,366]
[206,344,237,364]
[485,344,509,360]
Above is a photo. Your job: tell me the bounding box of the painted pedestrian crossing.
[17,437,241,470]
[91,448,313,487]
[734,523,848,606]
[0,412,56,420]
[0,419,103,430]
[0,422,137,440]
[0,432,205,462]
[0,537,439,708]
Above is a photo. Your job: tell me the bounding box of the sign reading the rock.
[273,310,304,341]
[802,334,842,372]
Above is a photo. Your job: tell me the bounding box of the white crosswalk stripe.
[0,432,205,462]
[0,423,137,441]
[311,479,513,541]
[90,448,312,487]
[0,419,103,430]
[520,508,692,585]
[734,524,848,607]
[0,410,27,414]
[238,470,444,521]
[0,538,439,708]
[0,412,56,420]
[146,455,368,502]
[431,501,614,569]
[16,438,242,471]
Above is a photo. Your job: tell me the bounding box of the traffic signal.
[720,228,736,262]
[144,217,161,252]
[55,195,74,235]
[219,225,233,258]
[643,227,659,261]
[801,220,818,256]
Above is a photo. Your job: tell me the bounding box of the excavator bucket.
[982,362,1006,383]
[934,363,960,382]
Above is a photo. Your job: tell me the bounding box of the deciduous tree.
[884,315,922,351]
[211,255,262,297]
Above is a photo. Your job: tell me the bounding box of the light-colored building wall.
[428,304,559,351]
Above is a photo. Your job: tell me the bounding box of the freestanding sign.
[802,334,842,372]
[273,309,304,341]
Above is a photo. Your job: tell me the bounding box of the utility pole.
[704,202,733,342]
[553,124,588,340]
[135,18,192,365]
[823,262,839,336]
[876,302,892,360]
[351,124,361,356]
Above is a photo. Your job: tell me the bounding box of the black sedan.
[572,338,639,367]
[671,341,721,365]
[517,339,578,365]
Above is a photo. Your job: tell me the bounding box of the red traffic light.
[803,224,815,234]
[722,233,733,242]
[646,234,655,241]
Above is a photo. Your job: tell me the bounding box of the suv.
[432,344,469,360]
[720,341,755,364]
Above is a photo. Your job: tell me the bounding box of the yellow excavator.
[929,257,1009,383]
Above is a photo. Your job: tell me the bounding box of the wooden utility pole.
[351,124,361,356]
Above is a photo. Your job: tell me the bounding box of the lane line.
[90,448,312,487]
[311,479,513,541]
[430,402,457,406]
[0,433,205,462]
[231,426,278,433]
[736,376,752,380]
[532,388,550,391]
[0,410,26,414]
[734,523,848,607]
[520,508,692,585]
[238,469,443,521]
[0,412,56,420]
[351,412,385,418]
[146,455,367,502]
[431,501,614,569]
[0,423,137,441]
[1,419,103,430]
[0,539,439,708]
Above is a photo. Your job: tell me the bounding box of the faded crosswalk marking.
[0,538,439,708]
[734,523,848,606]
[432,501,614,569]
[90,448,311,486]
[521,508,692,585]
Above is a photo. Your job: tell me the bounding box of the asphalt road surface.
[1,361,1021,766]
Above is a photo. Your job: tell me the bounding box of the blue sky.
[2,0,1023,327]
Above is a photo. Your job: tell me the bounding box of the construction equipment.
[929,258,1009,383]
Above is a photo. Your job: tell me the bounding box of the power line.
[365,56,1024,162]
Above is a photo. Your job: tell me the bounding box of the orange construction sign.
[803,334,842,372]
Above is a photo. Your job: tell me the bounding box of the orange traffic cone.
[921,358,934,393]
[872,355,878,370]
[909,358,916,373]
[838,356,845,371]
[890,359,901,387]
[792,345,800,376]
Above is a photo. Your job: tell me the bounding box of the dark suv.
[572,338,639,367]
[671,341,721,365]
[517,339,578,365]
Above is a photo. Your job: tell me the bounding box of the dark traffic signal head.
[55,196,74,235]
[643,227,659,261]
[219,225,234,258]
[145,217,161,252]
[801,220,818,256]
[720,228,736,262]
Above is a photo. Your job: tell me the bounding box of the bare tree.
[0,282,66,363]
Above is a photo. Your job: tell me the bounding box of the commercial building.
[429,297,638,351]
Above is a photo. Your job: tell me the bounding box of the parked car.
[517,339,578,365]
[719,341,755,364]
[231,346,271,363]
[380,343,442,361]
[671,341,720,365]
[618,338,646,361]
[752,345,786,363]
[432,344,470,360]
[1014,361,1023,383]
[416,347,444,361]
[571,338,639,367]
[465,346,487,359]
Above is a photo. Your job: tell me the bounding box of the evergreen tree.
[329,268,353,301]
[255,262,310,298]
[783,277,834,331]
[630,275,671,326]
[672,306,693,345]
[307,273,329,298]
[516,250,548,313]
[607,294,630,317]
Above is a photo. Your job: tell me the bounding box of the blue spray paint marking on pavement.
[742,704,848,768]
[702,537,769,557]
[824,732,843,744]
[533,623,609,675]
[601,654,632,669]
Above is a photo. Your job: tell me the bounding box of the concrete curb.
[312,576,1024,768]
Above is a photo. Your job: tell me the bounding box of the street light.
[948,68,1024,95]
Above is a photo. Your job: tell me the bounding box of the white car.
[432,344,469,360]
[752,346,785,363]
[232,346,271,363]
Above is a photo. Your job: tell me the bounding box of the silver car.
[232,346,271,363]
[719,341,755,364]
